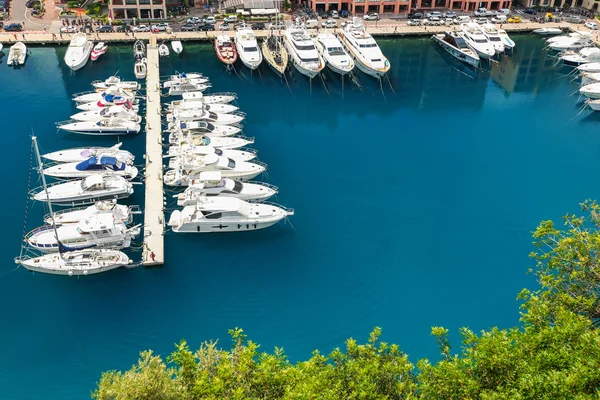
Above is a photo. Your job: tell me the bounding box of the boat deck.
[143,36,165,267]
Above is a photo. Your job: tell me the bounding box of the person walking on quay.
[43,25,47,33]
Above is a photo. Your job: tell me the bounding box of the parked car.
[341,10,348,18]
[219,22,230,30]
[186,17,203,24]
[205,16,216,24]
[452,15,471,24]
[507,16,522,23]
[117,25,132,32]
[491,15,507,23]
[423,17,443,26]
[409,12,423,19]
[407,19,421,26]
[132,25,150,32]
[60,26,77,33]
[475,17,489,24]
[585,21,598,30]
[4,23,22,32]
[426,11,442,18]
[566,16,583,24]
[443,11,456,18]
[97,25,114,33]
[250,22,266,30]
[197,23,215,31]
[181,23,197,31]
[523,8,537,15]
[223,15,238,23]
[363,12,379,21]
[319,11,329,19]
[271,21,285,29]
[474,7,495,17]
[330,10,339,19]
[151,23,170,32]
[322,19,337,28]
[305,19,319,28]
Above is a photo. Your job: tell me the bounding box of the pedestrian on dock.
[52,33,56,40]
[150,251,156,262]
[13,33,16,40]
[22,33,25,39]
[43,25,47,33]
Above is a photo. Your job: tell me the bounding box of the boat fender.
[68,271,74,276]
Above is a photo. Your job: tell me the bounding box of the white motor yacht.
[25,213,138,253]
[235,27,263,70]
[16,249,131,276]
[166,100,238,114]
[32,174,134,206]
[284,22,324,78]
[91,76,140,91]
[548,34,593,51]
[338,18,389,77]
[167,121,242,137]
[578,62,600,73]
[134,58,147,79]
[172,41,183,55]
[561,47,600,66]
[168,133,253,149]
[159,43,170,57]
[168,82,212,96]
[7,42,26,67]
[579,82,600,99]
[497,29,515,52]
[58,118,140,135]
[43,143,135,165]
[175,172,277,205]
[168,196,293,233]
[168,148,256,166]
[165,154,265,185]
[546,32,587,43]
[166,109,244,125]
[432,31,480,68]
[64,33,93,71]
[316,32,354,75]
[70,105,140,122]
[460,23,495,59]
[533,27,563,35]
[166,72,204,80]
[163,77,210,88]
[73,88,136,103]
[178,91,237,104]
[44,200,137,225]
[480,24,505,54]
[44,156,139,180]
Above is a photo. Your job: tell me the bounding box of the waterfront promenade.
[142,37,165,267]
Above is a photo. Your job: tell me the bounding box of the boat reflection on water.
[431,43,480,80]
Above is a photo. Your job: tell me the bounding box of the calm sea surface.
[1,35,599,399]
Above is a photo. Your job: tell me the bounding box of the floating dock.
[142,36,165,267]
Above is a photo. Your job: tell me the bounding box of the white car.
[585,21,598,30]
[186,17,203,24]
[426,11,442,18]
[475,17,489,24]
[330,10,339,19]
[205,16,216,24]
[321,19,337,28]
[363,13,379,21]
[132,25,150,32]
[407,19,421,26]
[271,21,285,29]
[443,11,457,18]
[60,26,78,33]
[223,15,238,23]
[423,17,443,26]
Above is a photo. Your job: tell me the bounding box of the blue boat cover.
[181,72,186,78]
[104,94,114,101]
[75,156,124,171]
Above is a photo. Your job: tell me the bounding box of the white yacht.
[284,22,324,78]
[316,32,354,75]
[579,82,600,99]
[172,40,183,55]
[480,24,505,54]
[70,105,140,122]
[44,200,137,225]
[164,154,265,185]
[174,172,277,206]
[586,98,600,111]
[546,32,587,43]
[134,58,147,79]
[58,118,140,135]
[178,91,237,104]
[16,249,131,276]
[497,28,515,52]
[168,133,253,149]
[91,76,140,91]
[580,72,600,86]
[168,82,212,96]
[64,33,93,71]
[432,31,480,68]
[25,213,139,253]
[166,101,238,114]
[42,143,135,165]
[166,109,245,125]
[561,47,600,66]
[32,174,134,205]
[167,121,242,137]
[166,72,205,80]
[168,197,293,233]
[73,88,136,103]
[460,23,495,59]
[578,62,600,73]
[163,76,210,88]
[533,27,563,35]
[43,156,139,180]
[167,144,256,162]
[235,27,263,70]
[339,18,389,77]
[7,42,26,67]
[547,33,593,51]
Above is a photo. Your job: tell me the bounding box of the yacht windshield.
[489,37,501,41]
[227,158,236,169]
[244,46,258,52]
[232,180,243,193]
[475,39,487,43]
[327,47,345,55]
[294,43,315,51]
[454,37,468,48]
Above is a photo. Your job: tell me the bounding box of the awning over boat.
[76,156,121,171]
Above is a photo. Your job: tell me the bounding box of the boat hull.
[171,218,283,233]
[432,35,480,68]
[19,250,130,276]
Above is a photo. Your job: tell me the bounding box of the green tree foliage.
[93,204,600,399]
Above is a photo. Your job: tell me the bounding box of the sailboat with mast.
[261,15,288,77]
[14,136,132,276]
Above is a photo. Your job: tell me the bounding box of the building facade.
[109,0,181,19]
[306,0,512,13]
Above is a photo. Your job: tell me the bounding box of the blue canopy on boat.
[75,156,124,171]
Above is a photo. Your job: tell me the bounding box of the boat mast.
[32,136,61,251]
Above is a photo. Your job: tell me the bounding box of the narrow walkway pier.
[143,36,165,267]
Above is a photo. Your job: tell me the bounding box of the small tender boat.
[166,109,245,125]
[497,29,515,52]
[166,100,238,114]
[533,27,563,35]
[16,249,131,276]
[43,143,135,164]
[64,33,93,71]
[134,58,147,79]
[159,43,170,57]
[235,27,262,69]
[261,34,288,77]
[167,121,242,137]
[43,156,139,180]
[90,42,108,61]
[168,146,256,164]
[174,172,277,205]
[133,40,145,59]
[25,214,138,253]
[432,31,480,68]
[581,72,600,86]
[70,105,140,122]
[167,196,293,233]
[44,200,137,225]
[168,133,253,149]
[172,40,183,55]
[32,174,134,205]
[58,118,141,135]
[215,35,237,65]
[560,47,600,66]
[316,32,354,75]
[73,88,135,103]
[7,42,26,67]
[91,76,139,91]
[579,82,600,99]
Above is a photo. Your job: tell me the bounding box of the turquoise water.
[2,36,600,399]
